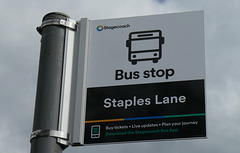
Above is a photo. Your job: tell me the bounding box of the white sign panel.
[70,11,205,145]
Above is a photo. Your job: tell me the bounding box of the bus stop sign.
[71,11,206,145]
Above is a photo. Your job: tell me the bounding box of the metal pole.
[30,12,71,153]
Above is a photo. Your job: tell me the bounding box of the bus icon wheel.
[153,59,158,63]
[132,61,137,65]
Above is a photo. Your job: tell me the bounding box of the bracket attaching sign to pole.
[37,18,77,34]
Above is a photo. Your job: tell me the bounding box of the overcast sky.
[1,0,240,153]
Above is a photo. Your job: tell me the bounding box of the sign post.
[30,12,78,152]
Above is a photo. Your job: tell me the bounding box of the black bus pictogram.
[126,30,164,65]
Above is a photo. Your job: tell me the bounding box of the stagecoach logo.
[126,30,164,65]
[96,25,104,31]
[97,24,130,31]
